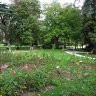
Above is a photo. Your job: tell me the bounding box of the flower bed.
[0,64,50,96]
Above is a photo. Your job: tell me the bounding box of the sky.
[0,0,84,7]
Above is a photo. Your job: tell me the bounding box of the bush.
[0,68,50,96]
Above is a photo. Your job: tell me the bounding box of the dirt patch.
[70,62,96,69]
[46,67,89,81]
[42,84,54,92]
[80,64,96,69]
[21,91,40,96]
[21,84,54,96]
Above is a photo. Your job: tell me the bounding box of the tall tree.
[82,0,96,53]
[42,2,82,49]
[9,0,40,49]
[0,3,13,51]
[43,2,62,48]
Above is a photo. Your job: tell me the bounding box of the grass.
[0,49,96,96]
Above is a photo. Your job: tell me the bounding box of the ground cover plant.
[0,49,96,96]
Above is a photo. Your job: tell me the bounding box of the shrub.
[0,68,50,96]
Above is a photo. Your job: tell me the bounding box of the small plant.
[0,67,50,96]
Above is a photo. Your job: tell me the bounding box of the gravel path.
[65,50,96,60]
[65,51,86,57]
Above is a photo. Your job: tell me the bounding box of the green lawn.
[0,49,96,96]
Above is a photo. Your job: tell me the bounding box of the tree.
[0,3,13,51]
[61,5,82,49]
[82,0,96,53]
[42,2,82,49]
[9,0,40,49]
[43,2,63,48]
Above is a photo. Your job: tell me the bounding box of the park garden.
[0,0,96,96]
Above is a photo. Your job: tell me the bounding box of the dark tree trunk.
[54,37,59,49]
[16,45,20,50]
[92,46,96,54]
[75,42,77,50]
[64,39,66,48]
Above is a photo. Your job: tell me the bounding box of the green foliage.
[9,0,40,47]
[0,1,89,50]
[42,2,82,48]
[0,50,60,67]
[0,3,13,48]
[0,68,50,96]
[42,76,96,96]
[82,0,96,53]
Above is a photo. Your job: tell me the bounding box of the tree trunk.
[94,48,96,54]
[92,47,96,54]
[64,39,66,48]
[75,42,77,50]
[30,37,33,50]
[81,44,83,49]
[16,45,20,50]
[54,37,59,49]
[7,40,11,52]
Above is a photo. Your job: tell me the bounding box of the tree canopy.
[9,0,41,49]
[42,2,82,48]
[0,0,96,53]
[82,0,96,53]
